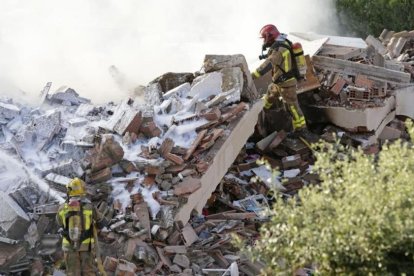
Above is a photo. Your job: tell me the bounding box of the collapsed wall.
[0,54,264,274]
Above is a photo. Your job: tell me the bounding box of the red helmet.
[259,24,280,45]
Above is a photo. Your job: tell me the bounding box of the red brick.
[355,74,374,90]
[184,129,207,160]
[165,153,184,165]
[145,166,162,175]
[143,175,156,187]
[88,167,112,184]
[200,107,221,121]
[103,256,118,272]
[220,102,248,122]
[330,77,347,95]
[166,164,186,174]
[124,111,143,135]
[158,138,174,157]
[140,120,162,138]
[174,177,201,196]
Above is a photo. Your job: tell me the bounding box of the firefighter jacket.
[56,197,103,252]
[253,40,297,88]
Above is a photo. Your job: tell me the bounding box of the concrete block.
[318,96,396,132]
[365,35,387,55]
[173,254,190,268]
[379,126,402,141]
[203,54,259,101]
[9,186,41,212]
[163,82,191,100]
[104,99,143,135]
[68,117,88,127]
[150,72,194,93]
[188,72,222,100]
[0,102,20,120]
[395,86,414,119]
[0,191,30,240]
[144,83,162,106]
[38,159,84,178]
[45,173,72,192]
[48,86,90,106]
[219,67,242,105]
[26,110,62,151]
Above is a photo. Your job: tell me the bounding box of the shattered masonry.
[0,29,413,274]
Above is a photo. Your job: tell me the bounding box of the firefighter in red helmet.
[252,24,317,142]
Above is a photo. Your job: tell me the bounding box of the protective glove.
[263,94,274,109]
[251,70,260,80]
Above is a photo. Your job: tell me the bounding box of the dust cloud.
[0,0,339,104]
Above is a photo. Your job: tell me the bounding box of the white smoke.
[0,0,339,104]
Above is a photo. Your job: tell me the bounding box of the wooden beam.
[312,55,411,84]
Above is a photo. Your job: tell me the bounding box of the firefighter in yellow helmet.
[56,178,106,276]
[252,24,317,142]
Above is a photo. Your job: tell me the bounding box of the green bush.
[242,122,414,275]
[335,0,414,37]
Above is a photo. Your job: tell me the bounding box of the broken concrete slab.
[163,83,191,100]
[317,44,366,60]
[175,100,263,224]
[218,67,243,105]
[395,86,414,119]
[365,35,387,55]
[0,102,20,120]
[45,173,72,192]
[312,55,411,84]
[316,96,396,132]
[150,72,194,93]
[13,109,62,152]
[144,83,163,106]
[174,177,201,196]
[188,72,222,100]
[0,242,26,269]
[104,99,143,135]
[47,86,90,106]
[203,54,259,101]
[173,254,190,269]
[181,223,199,246]
[379,125,402,141]
[37,158,84,179]
[0,191,30,240]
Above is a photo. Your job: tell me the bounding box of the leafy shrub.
[335,0,414,37]
[243,122,414,275]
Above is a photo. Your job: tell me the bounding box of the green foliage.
[243,122,414,275]
[335,0,414,37]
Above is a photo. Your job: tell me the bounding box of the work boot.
[290,128,320,144]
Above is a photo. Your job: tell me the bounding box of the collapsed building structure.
[0,29,413,275]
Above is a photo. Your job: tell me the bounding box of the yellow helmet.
[67,178,86,197]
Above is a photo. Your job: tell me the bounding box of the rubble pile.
[0,54,267,274]
[304,29,414,149]
[0,30,413,275]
